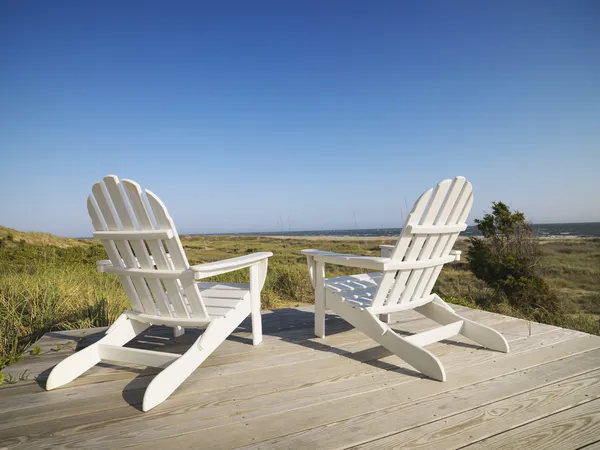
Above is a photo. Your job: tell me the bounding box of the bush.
[467,202,561,313]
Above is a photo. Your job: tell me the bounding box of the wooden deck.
[1,306,599,449]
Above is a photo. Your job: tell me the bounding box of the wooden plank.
[464,398,600,450]
[355,369,600,449]
[99,345,180,368]
[233,346,600,450]
[5,330,594,449]
[0,308,550,396]
[210,338,600,448]
[0,311,556,408]
[404,320,464,347]
[0,308,495,417]
[0,314,541,442]
[0,309,544,400]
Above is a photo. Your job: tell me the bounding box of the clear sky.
[1,1,599,237]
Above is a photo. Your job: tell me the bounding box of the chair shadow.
[39,308,481,410]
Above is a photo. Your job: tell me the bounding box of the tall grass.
[0,244,129,369]
[1,234,598,372]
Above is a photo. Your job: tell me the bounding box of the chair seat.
[325,273,383,309]
[197,282,250,318]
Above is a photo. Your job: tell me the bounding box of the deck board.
[0,306,598,449]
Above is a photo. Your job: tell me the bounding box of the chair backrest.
[371,176,473,310]
[87,175,209,321]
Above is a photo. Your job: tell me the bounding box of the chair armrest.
[379,244,395,258]
[96,259,113,272]
[379,245,462,261]
[190,252,273,280]
[301,249,388,271]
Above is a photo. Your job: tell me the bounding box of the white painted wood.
[379,244,394,258]
[406,223,468,234]
[416,296,510,352]
[315,261,326,338]
[416,180,472,300]
[383,254,457,271]
[124,311,212,327]
[87,196,143,311]
[191,252,273,279]
[250,263,263,345]
[404,320,464,347]
[46,314,149,390]
[301,250,388,271]
[302,177,509,382]
[98,344,181,368]
[397,177,465,307]
[93,229,174,240]
[121,178,184,318]
[389,179,453,308]
[142,300,252,411]
[44,175,272,412]
[329,298,446,381]
[100,265,192,279]
[367,294,436,314]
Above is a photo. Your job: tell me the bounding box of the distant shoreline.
[240,235,597,241]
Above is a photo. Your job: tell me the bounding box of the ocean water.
[247,222,600,238]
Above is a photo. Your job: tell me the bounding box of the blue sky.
[1,1,599,237]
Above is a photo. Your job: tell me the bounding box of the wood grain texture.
[354,369,600,449]
[235,345,600,450]
[0,307,598,450]
[464,398,600,450]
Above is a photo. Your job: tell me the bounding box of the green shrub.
[467,202,561,313]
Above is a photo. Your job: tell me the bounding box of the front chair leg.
[314,261,326,338]
[46,314,149,390]
[250,264,263,346]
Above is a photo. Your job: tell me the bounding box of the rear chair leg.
[46,314,149,390]
[415,295,510,353]
[332,299,446,381]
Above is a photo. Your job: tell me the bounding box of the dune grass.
[1,232,598,372]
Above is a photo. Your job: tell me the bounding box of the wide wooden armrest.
[302,249,388,271]
[190,252,272,279]
[379,245,462,261]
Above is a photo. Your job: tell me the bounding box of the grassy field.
[1,226,599,373]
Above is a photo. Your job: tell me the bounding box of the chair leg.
[142,302,251,411]
[250,265,263,346]
[415,295,510,353]
[314,261,326,338]
[329,299,446,381]
[46,314,149,390]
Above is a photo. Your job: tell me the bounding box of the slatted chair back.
[87,175,209,321]
[371,176,473,310]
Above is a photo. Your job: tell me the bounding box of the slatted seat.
[46,175,272,411]
[198,282,251,318]
[324,273,381,308]
[303,177,509,382]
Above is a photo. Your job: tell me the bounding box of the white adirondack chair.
[302,177,509,381]
[46,175,272,411]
